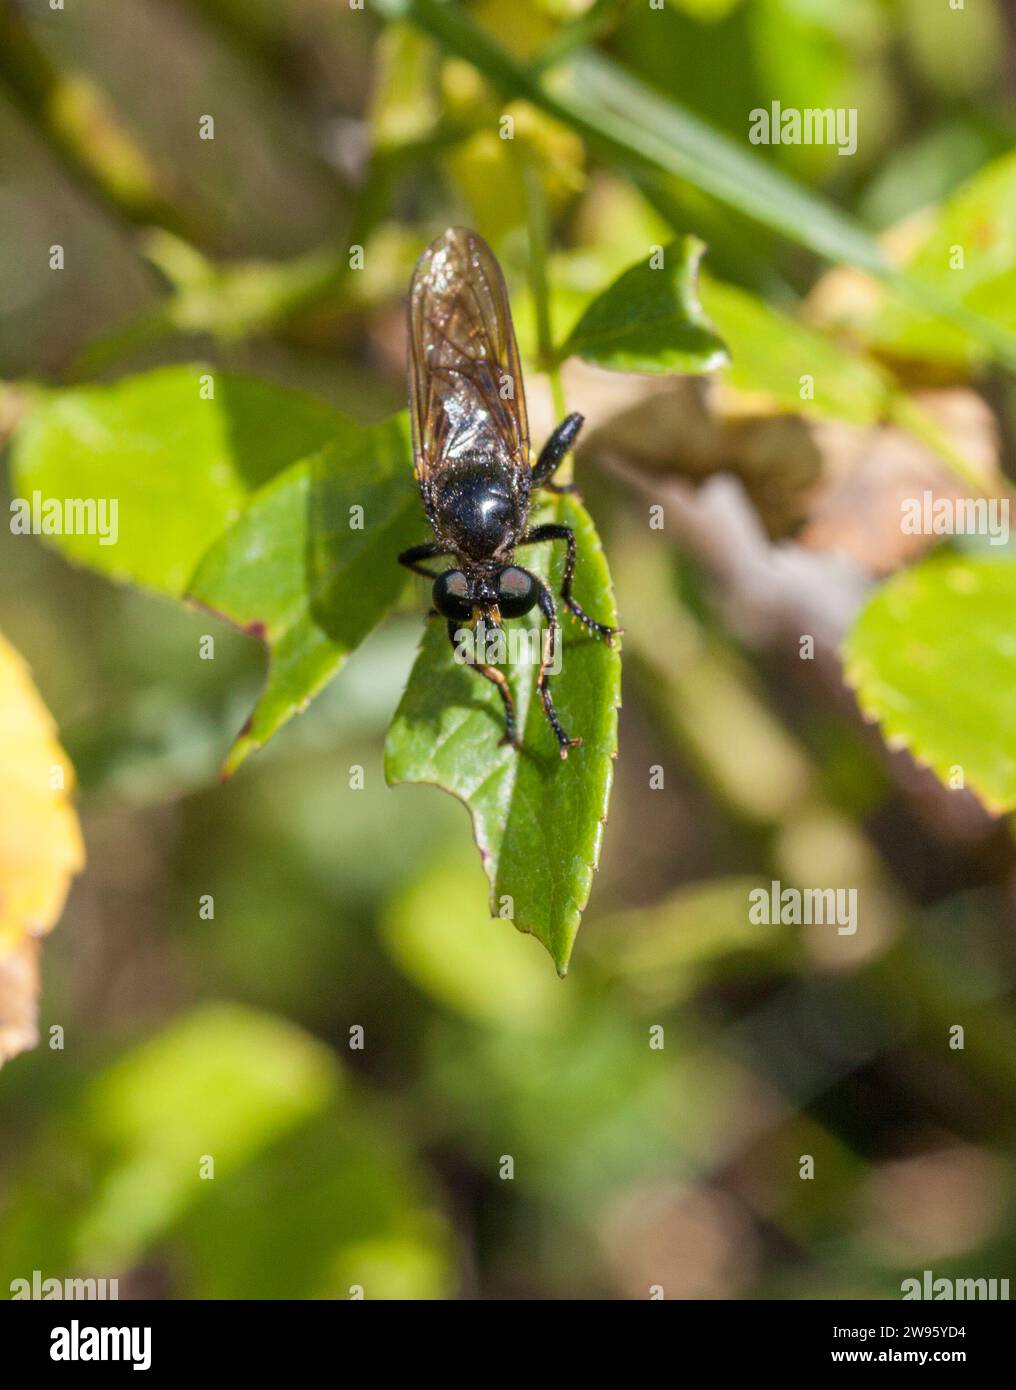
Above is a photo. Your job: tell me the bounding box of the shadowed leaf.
[189,415,423,775]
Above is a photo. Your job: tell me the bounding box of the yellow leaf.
[0,631,84,1065]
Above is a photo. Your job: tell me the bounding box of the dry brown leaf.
[587,376,823,538]
[589,370,1001,575]
[800,389,1000,574]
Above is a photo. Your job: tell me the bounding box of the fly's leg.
[398,542,454,579]
[533,580,581,759]
[446,621,519,749]
[401,543,456,617]
[519,524,622,644]
[532,412,583,494]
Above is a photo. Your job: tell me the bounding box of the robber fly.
[399,226,620,758]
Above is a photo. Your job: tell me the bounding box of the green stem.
[533,0,634,72]
[523,161,570,481]
[522,168,554,368]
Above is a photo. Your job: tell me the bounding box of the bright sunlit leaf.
[9,366,338,596]
[844,552,1016,814]
[561,237,728,373]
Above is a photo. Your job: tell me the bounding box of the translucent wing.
[408,227,530,488]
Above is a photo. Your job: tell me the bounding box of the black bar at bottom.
[0,1297,1004,1375]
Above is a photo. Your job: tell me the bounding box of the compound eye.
[432,570,473,622]
[496,566,537,619]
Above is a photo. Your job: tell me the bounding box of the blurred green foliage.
[2,0,1016,1301]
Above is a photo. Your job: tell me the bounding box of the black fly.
[399,227,620,757]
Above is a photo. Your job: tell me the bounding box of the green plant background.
[2,0,1016,1300]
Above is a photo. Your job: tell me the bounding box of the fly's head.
[432,564,539,629]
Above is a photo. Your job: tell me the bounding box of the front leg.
[532,412,584,493]
[446,620,519,748]
[399,542,453,580]
[519,524,621,644]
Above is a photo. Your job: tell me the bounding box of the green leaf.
[843,553,1016,814]
[9,366,339,596]
[384,493,621,974]
[381,857,570,1026]
[560,237,728,373]
[553,47,892,278]
[699,272,890,423]
[9,370,431,775]
[0,1004,336,1272]
[867,151,1016,368]
[180,1112,453,1299]
[189,414,423,775]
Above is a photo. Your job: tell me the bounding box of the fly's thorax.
[430,461,527,560]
